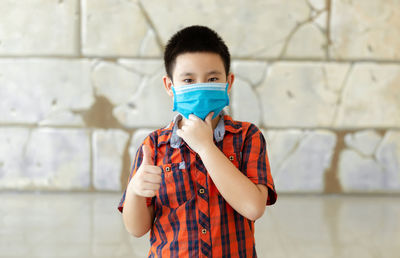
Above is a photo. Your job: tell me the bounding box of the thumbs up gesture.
[128,144,162,198]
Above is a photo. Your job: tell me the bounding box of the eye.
[183,78,194,84]
[208,77,219,82]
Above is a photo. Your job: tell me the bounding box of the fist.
[128,144,162,198]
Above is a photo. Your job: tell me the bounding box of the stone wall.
[0,0,399,193]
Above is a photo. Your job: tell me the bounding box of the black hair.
[163,25,231,80]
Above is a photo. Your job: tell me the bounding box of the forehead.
[173,52,225,76]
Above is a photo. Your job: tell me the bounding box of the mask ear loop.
[225,82,230,106]
[171,85,178,112]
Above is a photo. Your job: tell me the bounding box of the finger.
[143,173,162,184]
[141,182,161,191]
[176,129,183,137]
[142,165,162,174]
[189,114,200,120]
[184,119,194,126]
[142,144,153,165]
[141,190,157,197]
[205,112,214,125]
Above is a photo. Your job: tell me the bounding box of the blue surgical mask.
[171,82,229,120]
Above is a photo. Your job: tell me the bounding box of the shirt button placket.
[195,154,211,257]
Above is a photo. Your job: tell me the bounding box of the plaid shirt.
[118,110,277,257]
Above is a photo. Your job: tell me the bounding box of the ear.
[163,75,174,97]
[226,72,235,94]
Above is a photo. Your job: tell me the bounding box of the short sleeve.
[240,124,277,206]
[118,135,155,213]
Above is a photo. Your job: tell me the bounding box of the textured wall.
[0,0,399,193]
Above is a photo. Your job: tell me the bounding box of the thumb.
[141,144,153,165]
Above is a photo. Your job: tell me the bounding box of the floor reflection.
[0,193,399,258]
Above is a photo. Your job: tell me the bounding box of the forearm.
[122,185,154,237]
[198,144,267,221]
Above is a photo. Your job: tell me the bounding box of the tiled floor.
[0,192,399,258]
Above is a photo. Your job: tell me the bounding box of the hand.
[127,144,162,198]
[176,112,215,155]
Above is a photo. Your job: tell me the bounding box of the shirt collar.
[170,110,227,149]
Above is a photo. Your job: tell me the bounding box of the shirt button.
[199,188,205,194]
[229,155,234,161]
[165,166,171,172]
[201,228,207,234]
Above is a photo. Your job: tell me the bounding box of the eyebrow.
[179,72,195,76]
[179,71,223,77]
[207,70,223,75]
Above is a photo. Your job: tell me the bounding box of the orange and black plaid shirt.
[118,110,277,257]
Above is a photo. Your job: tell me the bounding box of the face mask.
[171,82,229,120]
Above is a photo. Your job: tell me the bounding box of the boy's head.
[162,25,235,121]
[163,25,231,82]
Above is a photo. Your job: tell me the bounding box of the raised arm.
[122,145,161,237]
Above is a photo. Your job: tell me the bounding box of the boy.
[118,25,277,257]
